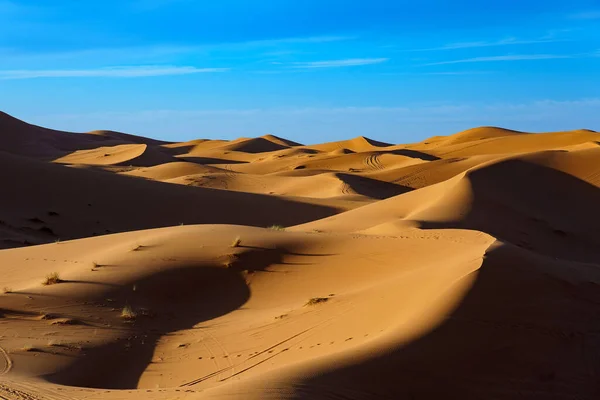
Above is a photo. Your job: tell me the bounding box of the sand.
[1,114,599,399]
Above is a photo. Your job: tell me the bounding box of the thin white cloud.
[417,37,564,51]
[249,35,355,46]
[423,54,574,66]
[424,71,496,75]
[2,35,355,66]
[569,10,600,20]
[0,65,228,79]
[30,99,600,120]
[292,58,389,69]
[26,98,599,142]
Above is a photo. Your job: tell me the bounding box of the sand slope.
[1,112,599,400]
[0,151,341,249]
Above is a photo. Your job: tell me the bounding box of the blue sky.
[1,0,599,143]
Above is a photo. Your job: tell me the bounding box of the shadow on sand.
[45,266,250,389]
[418,159,600,264]
[290,243,600,399]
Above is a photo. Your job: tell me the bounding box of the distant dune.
[1,112,599,400]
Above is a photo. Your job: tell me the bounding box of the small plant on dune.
[42,272,62,286]
[22,344,38,352]
[269,225,286,231]
[231,236,241,248]
[223,253,239,269]
[132,244,143,251]
[305,297,329,306]
[2,287,12,294]
[121,305,137,320]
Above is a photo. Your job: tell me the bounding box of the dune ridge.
[0,111,599,400]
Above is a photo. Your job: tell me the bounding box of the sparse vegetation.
[231,236,241,248]
[121,305,137,320]
[22,344,38,352]
[224,253,239,269]
[305,297,330,306]
[42,272,62,286]
[2,287,12,294]
[132,244,143,251]
[269,225,286,231]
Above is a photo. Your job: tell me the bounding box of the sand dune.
[1,112,600,400]
[418,129,599,157]
[122,161,227,180]
[423,126,527,147]
[303,136,392,152]
[0,151,341,249]
[54,143,177,166]
[87,129,170,146]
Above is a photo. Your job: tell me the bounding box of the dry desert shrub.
[121,305,137,320]
[42,272,62,286]
[305,297,329,306]
[231,236,241,248]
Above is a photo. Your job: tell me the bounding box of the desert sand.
[1,111,600,399]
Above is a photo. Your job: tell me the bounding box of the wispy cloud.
[569,10,600,20]
[27,98,600,141]
[417,37,563,51]
[0,65,228,79]
[423,54,574,66]
[2,35,355,66]
[30,99,600,120]
[424,71,496,75]
[291,58,389,69]
[251,36,354,46]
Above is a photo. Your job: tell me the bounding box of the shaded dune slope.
[0,152,340,248]
[275,243,600,400]
[298,156,600,263]
[0,112,172,160]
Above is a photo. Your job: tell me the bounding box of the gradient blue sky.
[1,0,599,143]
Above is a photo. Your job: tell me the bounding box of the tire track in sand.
[0,345,12,376]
